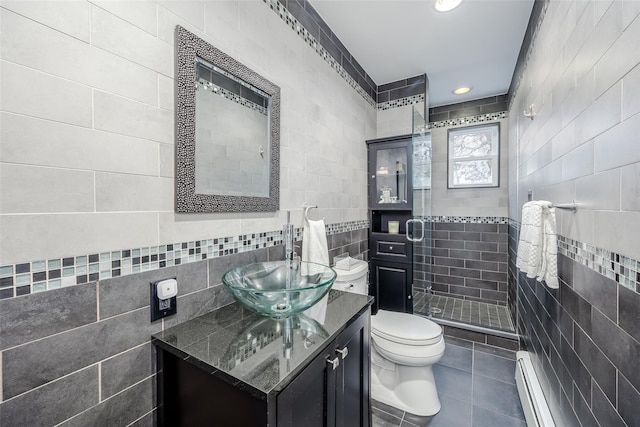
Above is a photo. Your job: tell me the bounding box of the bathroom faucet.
[283,211,294,262]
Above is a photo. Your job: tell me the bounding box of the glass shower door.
[409,106,434,316]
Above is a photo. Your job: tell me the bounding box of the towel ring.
[303,204,324,221]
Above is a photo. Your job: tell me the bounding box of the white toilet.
[333,259,445,416]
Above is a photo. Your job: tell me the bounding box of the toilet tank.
[333,259,368,295]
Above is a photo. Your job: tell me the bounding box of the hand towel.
[516,201,558,288]
[302,218,330,323]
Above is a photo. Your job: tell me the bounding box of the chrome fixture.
[284,211,294,261]
[523,104,535,120]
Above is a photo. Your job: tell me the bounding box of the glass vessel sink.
[222,260,337,319]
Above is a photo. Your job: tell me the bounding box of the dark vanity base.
[154,291,373,427]
[158,350,271,426]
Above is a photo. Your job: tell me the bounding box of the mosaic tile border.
[377,94,425,111]
[424,216,509,224]
[264,0,376,107]
[196,79,268,116]
[509,221,640,295]
[558,235,640,294]
[426,111,508,130]
[0,220,369,301]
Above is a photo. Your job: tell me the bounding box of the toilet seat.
[371,310,442,345]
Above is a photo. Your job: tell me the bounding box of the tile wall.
[0,0,377,265]
[429,95,508,123]
[376,74,427,105]
[430,116,510,218]
[0,0,378,424]
[0,227,368,425]
[414,220,510,307]
[508,1,640,426]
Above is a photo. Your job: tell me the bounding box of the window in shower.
[447,123,500,188]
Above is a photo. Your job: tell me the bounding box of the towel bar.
[552,202,577,213]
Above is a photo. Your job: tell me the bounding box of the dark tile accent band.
[267,0,376,105]
[507,0,550,108]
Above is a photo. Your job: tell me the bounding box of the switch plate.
[150,278,177,322]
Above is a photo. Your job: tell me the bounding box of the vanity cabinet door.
[334,310,370,427]
[277,308,371,427]
[276,346,337,427]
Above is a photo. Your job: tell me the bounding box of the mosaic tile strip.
[0,220,369,301]
[509,220,640,295]
[377,94,425,111]
[426,111,508,130]
[196,79,268,116]
[557,235,640,294]
[423,216,509,224]
[264,0,376,107]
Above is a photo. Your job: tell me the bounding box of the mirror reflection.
[195,58,271,198]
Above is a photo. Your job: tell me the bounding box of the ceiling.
[309,0,535,107]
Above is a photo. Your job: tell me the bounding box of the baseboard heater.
[515,351,555,427]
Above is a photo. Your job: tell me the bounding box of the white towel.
[302,218,330,323]
[516,201,558,288]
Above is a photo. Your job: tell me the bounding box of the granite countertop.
[152,290,373,398]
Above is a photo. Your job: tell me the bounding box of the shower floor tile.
[413,292,515,333]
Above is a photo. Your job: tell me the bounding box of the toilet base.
[371,358,442,417]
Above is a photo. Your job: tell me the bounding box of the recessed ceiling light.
[435,0,462,12]
[452,86,472,95]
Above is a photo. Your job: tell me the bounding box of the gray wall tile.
[618,373,640,427]
[574,327,617,403]
[2,308,160,399]
[58,376,154,427]
[591,308,640,392]
[591,381,626,427]
[0,284,97,350]
[619,285,640,342]
[164,284,234,328]
[101,343,154,399]
[572,263,617,322]
[0,366,99,427]
[99,261,208,319]
[129,410,156,427]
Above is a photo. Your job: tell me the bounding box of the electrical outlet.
[150,278,177,322]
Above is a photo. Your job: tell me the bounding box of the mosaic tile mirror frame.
[175,25,281,212]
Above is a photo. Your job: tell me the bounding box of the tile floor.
[413,292,515,333]
[372,336,526,427]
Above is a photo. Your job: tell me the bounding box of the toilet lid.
[371,310,442,345]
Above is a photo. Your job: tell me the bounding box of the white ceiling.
[309,0,535,107]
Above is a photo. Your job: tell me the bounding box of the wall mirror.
[176,26,280,212]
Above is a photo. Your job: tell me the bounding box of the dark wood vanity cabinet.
[277,310,370,427]
[367,136,414,315]
[155,295,372,427]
